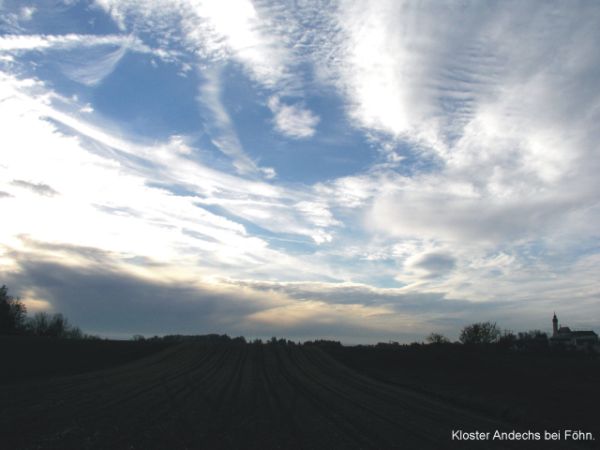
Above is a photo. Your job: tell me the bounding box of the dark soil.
[0,341,593,449]
[0,335,173,383]
[322,343,600,442]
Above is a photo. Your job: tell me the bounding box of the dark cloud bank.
[0,240,532,342]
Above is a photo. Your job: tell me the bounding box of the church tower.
[552,313,558,337]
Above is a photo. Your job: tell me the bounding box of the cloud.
[0,33,150,53]
[0,241,441,342]
[218,277,558,341]
[326,1,600,182]
[293,1,600,301]
[79,104,94,114]
[294,200,339,229]
[267,96,319,139]
[0,3,36,33]
[2,252,264,338]
[95,0,292,88]
[60,45,128,86]
[90,1,600,291]
[11,179,59,197]
[0,70,340,284]
[407,252,457,279]
[198,67,270,176]
[3,235,600,342]
[314,174,382,209]
[368,179,587,244]
[0,33,169,86]
[19,6,36,21]
[1,0,599,341]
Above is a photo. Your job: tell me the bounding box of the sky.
[1,0,599,343]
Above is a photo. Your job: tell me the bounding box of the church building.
[550,313,598,349]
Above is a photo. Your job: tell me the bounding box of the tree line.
[425,321,550,350]
[0,285,92,339]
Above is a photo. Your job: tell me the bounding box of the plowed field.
[0,343,578,449]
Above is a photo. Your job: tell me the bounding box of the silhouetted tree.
[516,330,548,350]
[426,333,450,344]
[459,321,501,344]
[65,326,83,339]
[517,330,548,341]
[0,285,27,334]
[497,331,517,349]
[48,313,69,338]
[27,312,50,336]
[27,312,79,338]
[304,339,342,347]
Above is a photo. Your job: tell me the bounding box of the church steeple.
[552,312,558,337]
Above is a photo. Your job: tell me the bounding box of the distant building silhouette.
[550,313,598,349]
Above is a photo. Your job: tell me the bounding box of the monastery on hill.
[550,313,598,349]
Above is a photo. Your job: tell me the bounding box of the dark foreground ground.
[322,343,600,438]
[0,336,172,384]
[0,339,596,450]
